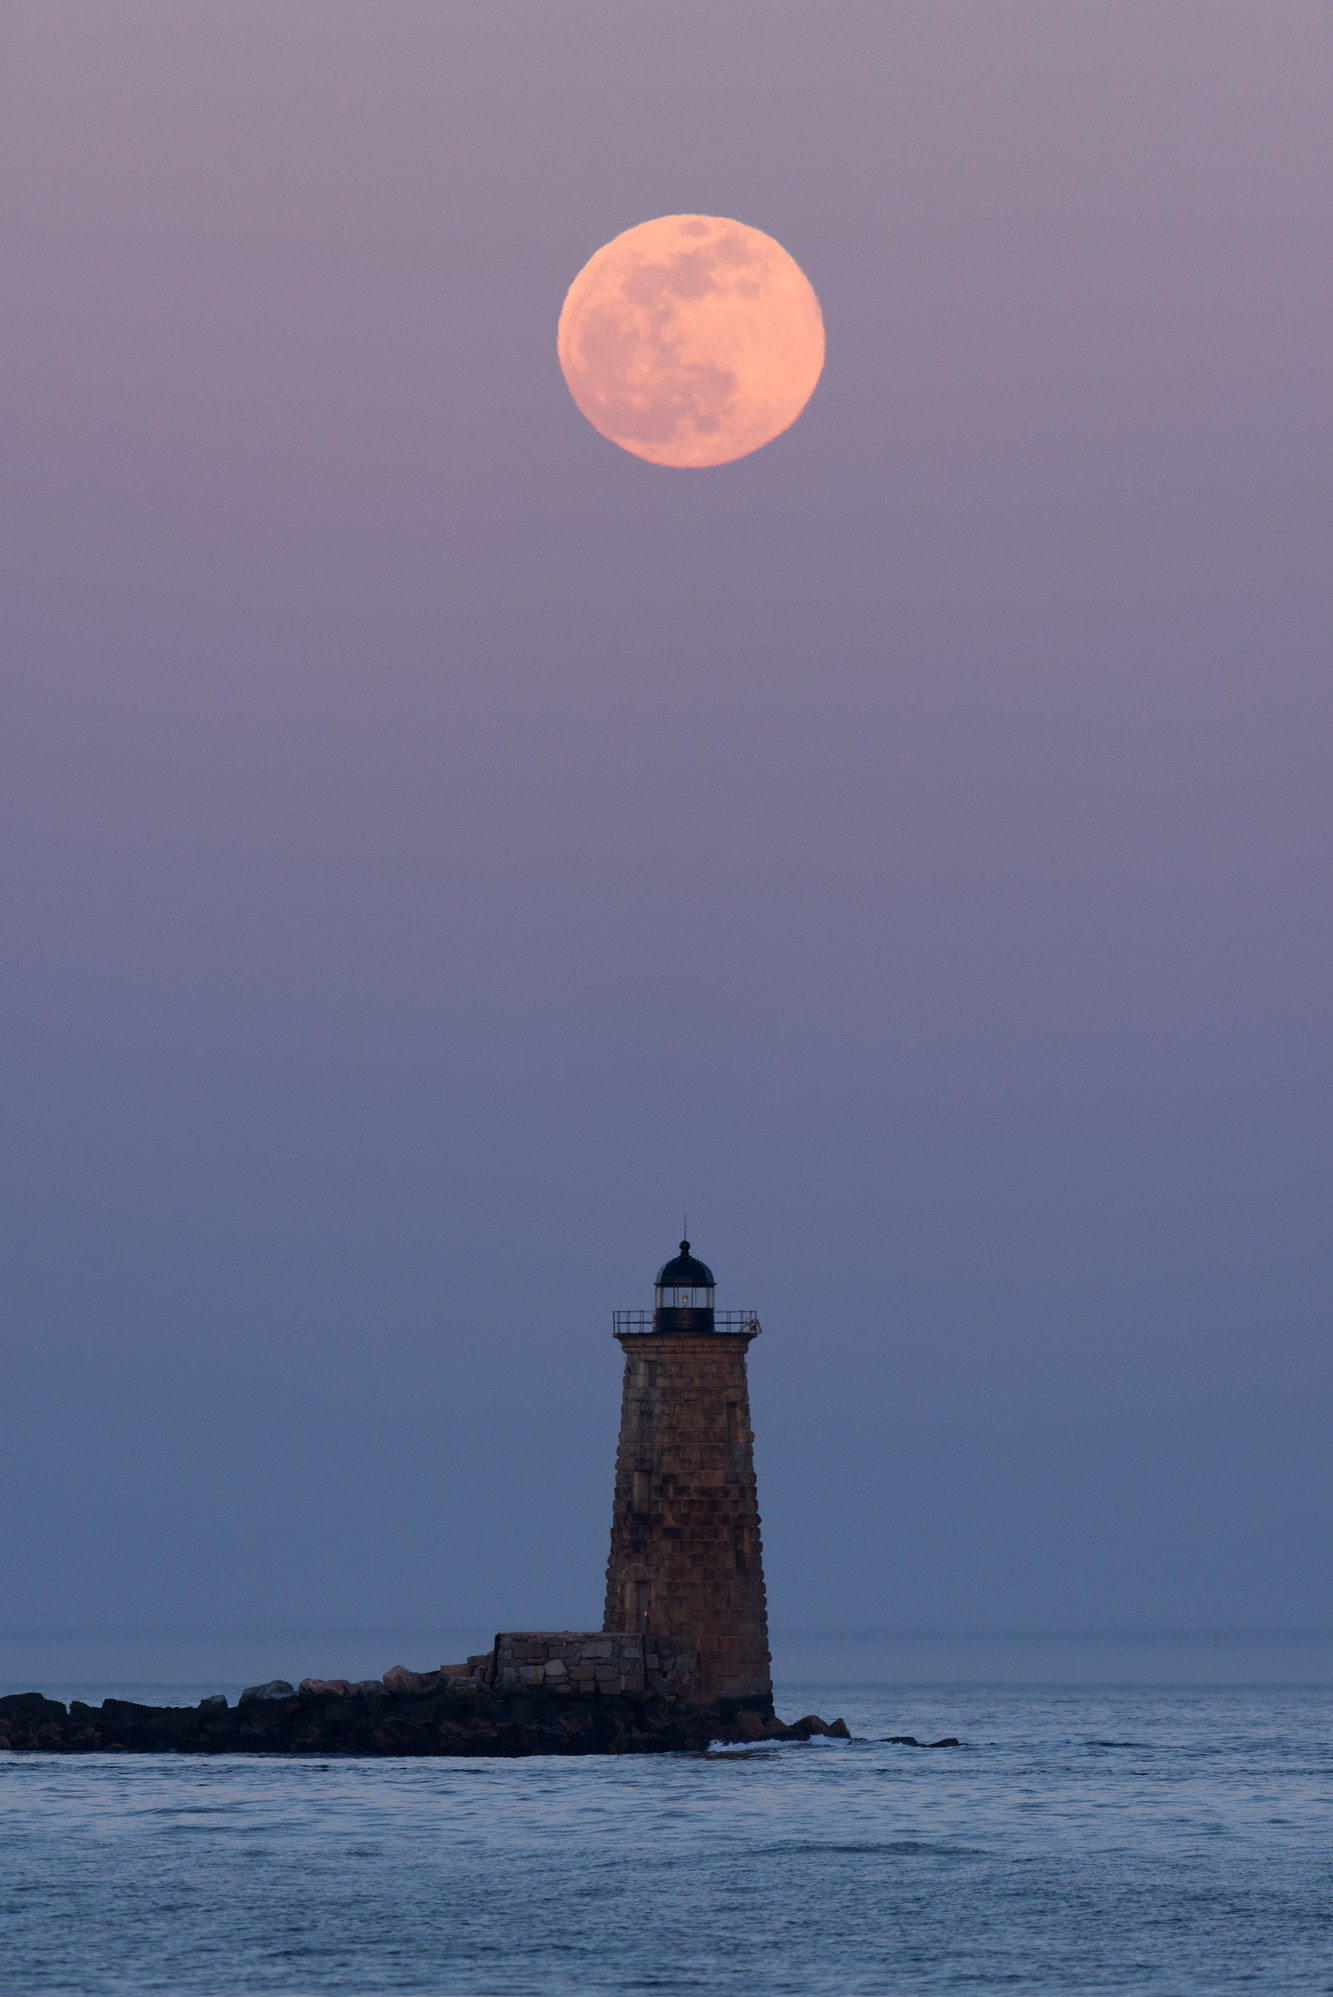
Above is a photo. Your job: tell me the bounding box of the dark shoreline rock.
[879,1735,961,1748]
[0,1687,850,1758]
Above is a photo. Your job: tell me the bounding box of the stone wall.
[492,1632,645,1696]
[604,1329,771,1708]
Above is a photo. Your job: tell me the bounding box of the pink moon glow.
[557,215,825,469]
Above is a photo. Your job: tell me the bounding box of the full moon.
[557,215,825,469]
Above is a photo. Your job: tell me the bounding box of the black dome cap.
[655,1238,716,1289]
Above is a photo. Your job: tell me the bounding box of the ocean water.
[1,1683,1329,1995]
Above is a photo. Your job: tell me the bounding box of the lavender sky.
[2,1,1331,1668]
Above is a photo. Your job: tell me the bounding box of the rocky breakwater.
[0,1662,850,1758]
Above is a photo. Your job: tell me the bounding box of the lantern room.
[653,1239,716,1332]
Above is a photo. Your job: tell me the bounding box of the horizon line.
[5,1625,1332,1646]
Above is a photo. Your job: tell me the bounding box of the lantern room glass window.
[654,1278,716,1311]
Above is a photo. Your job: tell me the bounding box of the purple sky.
[2,1,1331,1666]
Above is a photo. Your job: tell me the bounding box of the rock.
[0,1693,66,1719]
[299,1678,355,1698]
[1,1680,861,1761]
[198,1694,228,1711]
[878,1733,960,1748]
[239,1680,295,1704]
[382,1664,424,1695]
[789,1713,850,1738]
[729,1710,767,1739]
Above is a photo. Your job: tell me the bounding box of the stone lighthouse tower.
[603,1240,772,1713]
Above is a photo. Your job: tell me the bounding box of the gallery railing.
[612,1310,761,1336]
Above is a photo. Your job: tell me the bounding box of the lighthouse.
[603,1240,772,1712]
